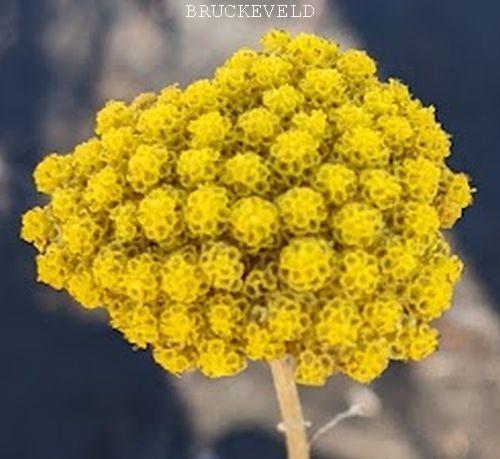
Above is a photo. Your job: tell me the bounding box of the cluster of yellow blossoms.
[21,30,473,385]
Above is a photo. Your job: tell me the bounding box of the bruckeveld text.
[186,4,315,18]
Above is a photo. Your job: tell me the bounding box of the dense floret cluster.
[21,30,473,386]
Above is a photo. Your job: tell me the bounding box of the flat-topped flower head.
[21,30,473,386]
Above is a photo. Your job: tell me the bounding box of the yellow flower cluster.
[21,30,473,386]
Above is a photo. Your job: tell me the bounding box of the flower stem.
[270,358,310,459]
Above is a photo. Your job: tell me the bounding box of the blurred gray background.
[1,1,500,458]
